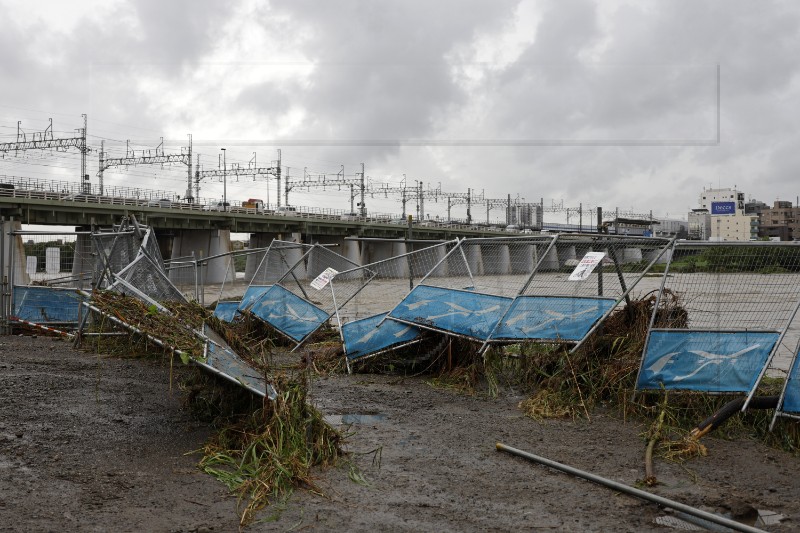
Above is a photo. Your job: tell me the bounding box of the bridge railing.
[1,174,520,228]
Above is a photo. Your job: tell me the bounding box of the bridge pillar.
[360,240,395,266]
[643,247,671,265]
[561,245,577,263]
[307,235,347,279]
[69,228,94,290]
[427,243,449,277]
[482,244,511,275]
[509,243,535,275]
[342,238,361,267]
[2,219,28,286]
[462,243,484,276]
[245,232,280,283]
[539,245,560,270]
[620,247,643,264]
[170,229,235,284]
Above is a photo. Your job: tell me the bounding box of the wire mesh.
[112,252,186,303]
[13,232,95,289]
[483,234,674,346]
[92,231,140,288]
[330,240,460,360]
[237,240,314,314]
[637,241,800,395]
[650,242,800,332]
[519,234,674,300]
[107,227,187,304]
[164,259,197,301]
[382,236,558,342]
[247,244,361,345]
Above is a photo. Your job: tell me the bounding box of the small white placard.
[26,256,37,276]
[46,247,61,274]
[568,252,606,281]
[310,267,338,290]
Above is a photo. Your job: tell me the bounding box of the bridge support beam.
[2,219,28,286]
[245,232,281,282]
[171,229,235,284]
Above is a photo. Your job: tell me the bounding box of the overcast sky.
[1,0,799,223]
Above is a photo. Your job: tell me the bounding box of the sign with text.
[711,201,736,215]
[569,252,606,281]
[310,267,338,290]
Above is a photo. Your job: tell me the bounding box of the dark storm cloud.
[3,0,800,217]
[266,0,520,142]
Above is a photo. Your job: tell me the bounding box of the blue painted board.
[342,313,421,361]
[637,330,778,392]
[388,285,512,341]
[492,296,616,342]
[249,285,329,342]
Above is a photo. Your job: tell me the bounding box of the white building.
[697,187,756,241]
[688,209,711,240]
[653,218,688,237]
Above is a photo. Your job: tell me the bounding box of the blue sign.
[711,201,736,215]
[781,350,800,413]
[249,285,329,342]
[13,286,84,324]
[238,285,272,311]
[637,330,777,392]
[213,301,240,322]
[492,296,616,342]
[342,313,421,361]
[389,284,512,341]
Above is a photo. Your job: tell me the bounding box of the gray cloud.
[2,0,800,219]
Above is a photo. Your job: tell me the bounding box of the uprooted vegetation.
[78,287,800,521]
[80,291,346,526]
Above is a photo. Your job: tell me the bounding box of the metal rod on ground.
[9,317,75,339]
[495,442,767,533]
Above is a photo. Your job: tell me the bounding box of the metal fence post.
[199,250,205,307]
[7,217,15,322]
[0,216,6,335]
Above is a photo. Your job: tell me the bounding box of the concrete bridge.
[1,177,511,284]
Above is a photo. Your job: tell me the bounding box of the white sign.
[310,267,338,290]
[46,247,61,274]
[26,256,37,276]
[568,252,606,281]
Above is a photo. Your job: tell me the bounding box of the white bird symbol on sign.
[426,301,502,320]
[646,344,762,382]
[517,306,599,334]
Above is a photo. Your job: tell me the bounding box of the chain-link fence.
[247,244,360,348]
[330,240,460,363]
[382,236,557,343]
[483,234,674,349]
[4,229,95,331]
[637,241,800,399]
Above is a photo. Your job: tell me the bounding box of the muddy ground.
[1,335,799,532]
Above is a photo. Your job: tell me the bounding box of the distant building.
[507,204,538,228]
[688,209,711,240]
[698,187,756,241]
[758,200,800,241]
[745,199,769,237]
[653,218,689,238]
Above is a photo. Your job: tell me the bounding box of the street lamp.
[221,148,227,212]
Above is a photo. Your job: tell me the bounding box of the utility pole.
[81,114,89,193]
[419,180,424,220]
[221,148,227,211]
[194,148,279,205]
[358,162,366,216]
[1,117,90,191]
[101,135,193,201]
